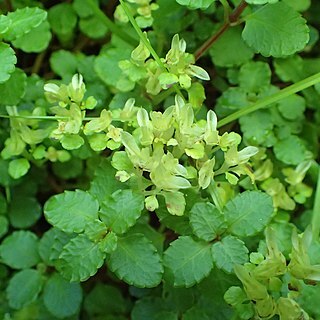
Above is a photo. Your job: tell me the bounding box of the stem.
[85,0,137,47]
[312,164,320,240]
[217,71,320,128]
[5,186,11,203]
[32,51,47,74]
[119,0,185,100]
[219,0,231,23]
[194,0,248,61]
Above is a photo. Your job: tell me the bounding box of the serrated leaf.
[58,234,106,282]
[211,235,249,273]
[238,61,271,93]
[89,158,123,204]
[108,233,163,288]
[176,0,216,9]
[163,236,213,287]
[274,135,307,165]
[7,269,43,309]
[0,14,11,34]
[43,273,82,318]
[4,7,47,41]
[277,94,306,120]
[0,42,16,83]
[0,230,40,269]
[100,189,144,234]
[224,191,273,237]
[12,20,51,53]
[9,195,41,229]
[210,26,254,67]
[245,0,278,4]
[190,202,227,241]
[242,2,309,57]
[0,68,27,105]
[44,189,99,233]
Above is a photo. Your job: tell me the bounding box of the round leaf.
[0,42,16,83]
[190,202,227,241]
[108,233,163,288]
[224,191,273,237]
[0,230,40,269]
[43,273,82,318]
[58,234,106,282]
[242,2,309,57]
[211,235,249,273]
[7,269,43,309]
[44,189,99,233]
[163,236,213,287]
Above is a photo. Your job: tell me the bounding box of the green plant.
[1,0,320,319]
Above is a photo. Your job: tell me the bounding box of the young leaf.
[242,2,309,57]
[4,7,47,41]
[0,230,40,269]
[43,273,82,318]
[6,269,43,309]
[58,234,106,282]
[108,233,163,288]
[211,235,249,273]
[44,189,99,233]
[99,189,144,234]
[0,42,17,83]
[0,216,9,238]
[224,191,274,237]
[190,202,227,241]
[163,236,213,287]
[8,158,30,179]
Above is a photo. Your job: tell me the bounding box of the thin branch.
[194,0,248,61]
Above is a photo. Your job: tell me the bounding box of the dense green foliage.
[0,0,320,319]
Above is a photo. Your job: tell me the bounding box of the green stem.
[5,186,11,203]
[208,182,223,212]
[119,0,185,100]
[217,71,320,128]
[85,0,137,47]
[0,114,68,120]
[312,164,320,240]
[219,0,231,23]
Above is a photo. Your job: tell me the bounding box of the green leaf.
[239,110,276,146]
[163,236,213,287]
[209,26,254,67]
[8,158,30,179]
[282,0,311,12]
[84,283,126,317]
[224,191,274,237]
[0,216,9,238]
[211,235,249,273]
[99,189,144,234]
[7,269,43,309]
[43,273,82,318]
[277,94,306,120]
[0,42,17,84]
[238,61,271,93]
[44,189,99,233]
[4,7,47,41]
[0,14,10,34]
[189,202,227,241]
[176,0,216,9]
[108,233,163,288]
[242,2,309,57]
[58,234,106,282]
[79,15,108,39]
[9,195,41,229]
[12,20,51,53]
[60,134,84,150]
[0,68,27,105]
[50,50,78,81]
[274,135,307,165]
[48,3,77,38]
[0,230,40,269]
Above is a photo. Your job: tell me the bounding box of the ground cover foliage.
[1,0,320,319]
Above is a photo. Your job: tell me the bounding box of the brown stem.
[194,0,248,61]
